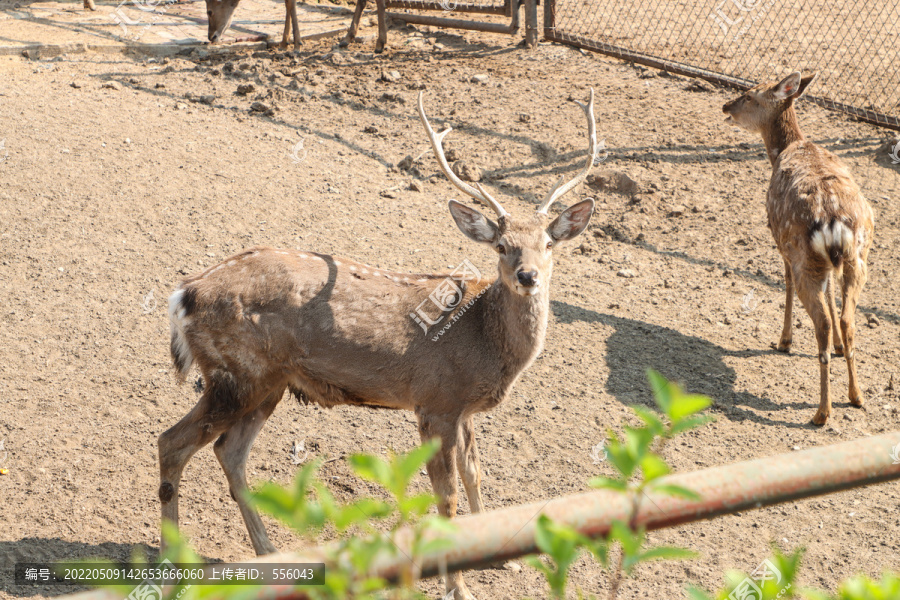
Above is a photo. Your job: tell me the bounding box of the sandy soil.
[1,23,900,600]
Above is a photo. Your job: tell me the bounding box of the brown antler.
[417,91,509,219]
[537,88,598,215]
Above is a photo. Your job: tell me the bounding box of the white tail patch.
[169,287,194,379]
[810,220,853,267]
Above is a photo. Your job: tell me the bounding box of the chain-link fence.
[543,0,900,129]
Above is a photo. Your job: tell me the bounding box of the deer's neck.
[482,280,550,378]
[761,106,804,166]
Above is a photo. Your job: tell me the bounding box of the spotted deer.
[723,72,875,425]
[206,0,301,49]
[158,90,600,599]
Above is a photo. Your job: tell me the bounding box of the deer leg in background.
[340,0,368,47]
[826,272,843,356]
[374,0,387,53]
[777,257,794,352]
[456,416,484,514]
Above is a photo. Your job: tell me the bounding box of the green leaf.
[349,454,393,489]
[640,453,670,482]
[669,415,714,436]
[646,369,672,413]
[650,483,701,501]
[669,393,712,422]
[395,439,440,489]
[683,585,715,600]
[631,405,665,436]
[588,476,628,492]
[399,493,437,519]
[639,546,698,562]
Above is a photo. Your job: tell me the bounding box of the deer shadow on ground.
[550,300,836,429]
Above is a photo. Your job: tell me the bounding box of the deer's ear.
[795,72,817,99]
[448,200,499,245]
[548,199,595,242]
[772,71,802,100]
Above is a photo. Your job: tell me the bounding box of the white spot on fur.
[227,260,236,267]
[349,265,357,272]
[417,278,427,282]
[373,271,380,277]
[362,268,369,275]
[335,260,342,266]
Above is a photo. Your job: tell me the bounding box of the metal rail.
[59,431,900,600]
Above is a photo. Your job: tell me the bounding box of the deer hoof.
[338,36,352,48]
[850,395,864,408]
[374,40,385,53]
[775,340,791,353]
[811,410,829,426]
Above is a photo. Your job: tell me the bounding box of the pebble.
[471,74,489,84]
[69,81,82,89]
[866,313,880,326]
[409,180,424,192]
[236,83,256,96]
[616,268,636,278]
[101,81,122,91]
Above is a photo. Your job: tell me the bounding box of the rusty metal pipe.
[58,432,900,600]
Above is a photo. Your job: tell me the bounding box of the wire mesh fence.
[544,0,900,129]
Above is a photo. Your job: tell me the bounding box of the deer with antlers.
[158,90,600,599]
[723,72,875,425]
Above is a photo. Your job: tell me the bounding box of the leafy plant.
[528,369,712,599]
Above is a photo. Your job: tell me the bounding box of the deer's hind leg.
[214,387,285,555]
[840,257,868,407]
[826,272,844,356]
[795,273,834,426]
[158,370,248,545]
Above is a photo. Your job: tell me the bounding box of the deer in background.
[723,72,875,426]
[158,90,601,599]
[206,0,301,49]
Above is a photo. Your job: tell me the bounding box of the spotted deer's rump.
[767,141,871,271]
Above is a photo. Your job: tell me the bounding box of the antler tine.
[417,91,508,219]
[537,88,598,215]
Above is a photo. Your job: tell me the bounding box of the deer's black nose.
[517,270,538,287]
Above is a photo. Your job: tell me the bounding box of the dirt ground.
[2,21,900,600]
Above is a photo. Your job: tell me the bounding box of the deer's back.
[766,141,873,260]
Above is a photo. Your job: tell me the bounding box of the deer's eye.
[497,244,506,255]
[546,241,553,250]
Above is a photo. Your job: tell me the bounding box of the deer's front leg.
[340,0,368,47]
[418,413,475,600]
[777,258,794,352]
